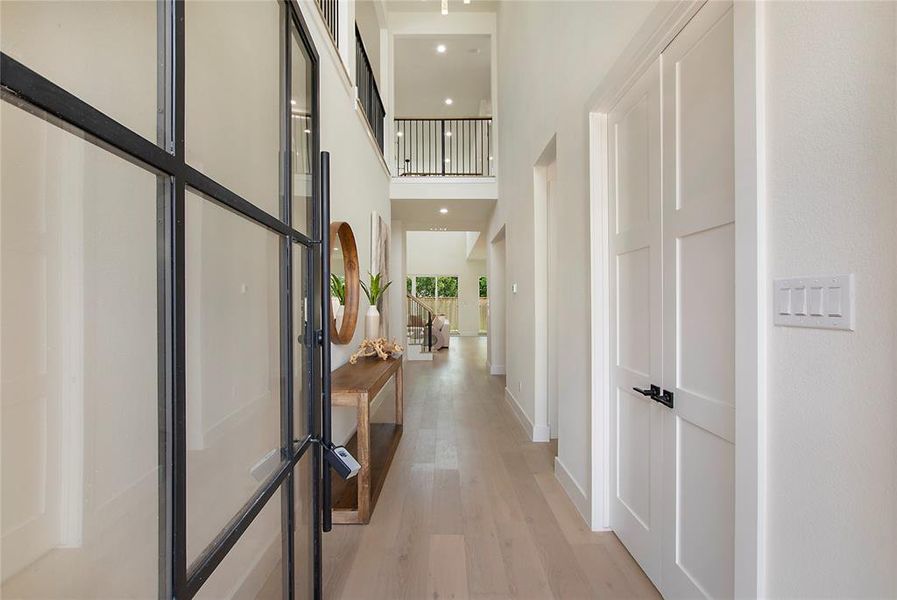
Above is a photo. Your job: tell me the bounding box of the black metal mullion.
[169,1,187,598]
[279,3,296,599]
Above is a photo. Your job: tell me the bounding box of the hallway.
[323,337,660,599]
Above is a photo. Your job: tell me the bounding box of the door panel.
[608,57,663,586]
[661,3,736,598]
[1,0,324,597]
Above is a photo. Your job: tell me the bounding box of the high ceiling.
[394,34,491,118]
[385,0,497,14]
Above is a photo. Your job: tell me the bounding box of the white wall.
[487,0,657,504]
[486,230,506,375]
[297,0,393,446]
[389,219,407,350]
[406,230,485,337]
[762,3,897,597]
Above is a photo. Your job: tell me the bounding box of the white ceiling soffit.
[384,0,498,14]
[392,198,496,232]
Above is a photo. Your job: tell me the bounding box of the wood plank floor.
[323,337,661,599]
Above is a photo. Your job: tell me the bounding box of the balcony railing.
[317,0,339,47]
[355,26,385,153]
[395,118,493,177]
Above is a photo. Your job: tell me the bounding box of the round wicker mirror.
[329,221,360,344]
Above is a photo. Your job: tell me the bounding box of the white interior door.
[660,3,736,598]
[608,58,663,586]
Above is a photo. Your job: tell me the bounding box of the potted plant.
[330,274,346,326]
[360,271,392,339]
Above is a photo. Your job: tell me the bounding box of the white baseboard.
[504,387,549,443]
[490,363,506,375]
[554,456,591,527]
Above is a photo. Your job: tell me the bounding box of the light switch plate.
[773,274,854,331]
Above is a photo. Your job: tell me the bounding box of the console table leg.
[357,394,371,523]
[395,362,404,426]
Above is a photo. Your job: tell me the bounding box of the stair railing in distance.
[407,294,435,352]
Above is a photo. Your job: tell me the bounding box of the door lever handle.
[656,389,674,409]
[632,384,661,398]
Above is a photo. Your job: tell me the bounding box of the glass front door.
[0,1,325,598]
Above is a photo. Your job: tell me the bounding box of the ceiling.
[394,34,491,117]
[385,0,497,14]
[392,198,495,231]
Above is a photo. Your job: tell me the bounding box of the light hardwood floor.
[322,337,661,599]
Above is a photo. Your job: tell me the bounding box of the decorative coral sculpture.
[349,338,404,364]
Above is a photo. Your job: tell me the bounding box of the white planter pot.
[330,297,344,328]
[365,305,380,340]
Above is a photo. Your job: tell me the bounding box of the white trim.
[588,111,611,531]
[504,387,549,443]
[355,98,390,177]
[733,2,766,597]
[489,362,505,376]
[554,456,592,527]
[586,1,765,595]
[306,0,354,97]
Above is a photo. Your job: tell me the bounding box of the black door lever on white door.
[632,384,661,398]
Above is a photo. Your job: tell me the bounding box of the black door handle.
[656,389,674,409]
[632,384,661,398]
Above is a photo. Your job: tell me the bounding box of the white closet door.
[608,58,663,586]
[660,3,736,598]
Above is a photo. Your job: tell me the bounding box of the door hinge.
[314,328,324,347]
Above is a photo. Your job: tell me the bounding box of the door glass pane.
[185,191,282,564]
[293,457,314,599]
[185,0,280,216]
[0,102,158,598]
[0,1,157,141]
[195,492,283,600]
[291,27,314,234]
[293,244,309,438]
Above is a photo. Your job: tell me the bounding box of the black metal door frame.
[0,1,327,598]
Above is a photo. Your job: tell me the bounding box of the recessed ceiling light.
[444,98,453,106]
[445,131,452,137]
[290,99,296,106]
[304,129,311,134]
[444,158,451,163]
[396,131,404,137]
[439,208,449,214]
[436,44,447,54]
[489,156,493,160]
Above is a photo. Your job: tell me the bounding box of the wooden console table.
[330,356,403,524]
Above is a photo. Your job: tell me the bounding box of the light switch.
[792,287,807,316]
[776,288,791,315]
[808,287,824,316]
[826,286,843,317]
[773,274,854,331]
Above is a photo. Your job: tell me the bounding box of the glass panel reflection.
[291,27,314,234]
[186,0,281,216]
[0,102,158,598]
[0,0,158,142]
[185,191,282,565]
[194,492,283,600]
